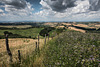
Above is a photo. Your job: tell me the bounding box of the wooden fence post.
[38,42,39,50]
[18,50,21,63]
[35,42,37,50]
[45,34,46,45]
[5,34,12,62]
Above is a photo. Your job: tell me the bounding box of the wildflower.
[92,45,95,47]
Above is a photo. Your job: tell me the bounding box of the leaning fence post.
[5,34,12,62]
[18,50,21,63]
[45,34,46,45]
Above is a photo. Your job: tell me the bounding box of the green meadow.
[0,28,43,38]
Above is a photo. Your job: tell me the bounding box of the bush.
[39,27,55,37]
[56,28,64,35]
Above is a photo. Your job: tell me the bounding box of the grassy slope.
[2,30,100,67]
[37,31,100,67]
[0,28,43,38]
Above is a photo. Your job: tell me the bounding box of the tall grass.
[42,31,100,67]
[2,31,100,67]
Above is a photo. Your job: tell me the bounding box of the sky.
[0,0,100,22]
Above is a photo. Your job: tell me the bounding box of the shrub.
[39,27,55,37]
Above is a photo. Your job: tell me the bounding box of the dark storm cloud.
[0,0,27,9]
[43,0,76,12]
[89,0,100,11]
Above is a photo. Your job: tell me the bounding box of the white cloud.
[40,0,76,12]
[89,0,100,11]
[0,0,34,21]
[4,1,34,16]
[37,0,100,21]
[0,0,100,22]
[0,0,27,9]
[0,9,4,12]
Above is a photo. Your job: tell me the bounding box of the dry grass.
[33,38,52,67]
[56,26,65,28]
[68,27,86,33]
[73,24,89,28]
[0,25,32,28]
[43,22,58,27]
[62,23,72,26]
[0,38,45,65]
[95,25,100,27]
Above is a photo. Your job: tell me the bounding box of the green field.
[0,28,43,38]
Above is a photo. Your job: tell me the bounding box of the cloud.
[40,0,90,17]
[6,3,34,17]
[40,0,76,12]
[0,0,27,10]
[0,0,34,21]
[37,0,100,21]
[0,0,34,16]
[40,0,100,12]
[0,0,100,22]
[89,0,100,11]
[0,9,4,12]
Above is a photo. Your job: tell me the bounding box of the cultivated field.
[43,22,58,27]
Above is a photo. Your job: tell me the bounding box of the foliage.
[39,27,55,37]
[56,28,64,35]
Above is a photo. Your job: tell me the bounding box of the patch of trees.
[39,27,55,37]
[0,23,38,26]
[0,26,43,30]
